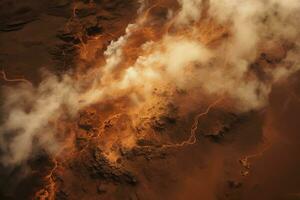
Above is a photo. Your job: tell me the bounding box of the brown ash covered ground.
[1,1,300,200]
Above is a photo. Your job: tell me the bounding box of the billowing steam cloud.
[1,0,300,165]
[0,74,80,165]
[176,0,203,24]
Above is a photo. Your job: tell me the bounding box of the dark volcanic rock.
[49,43,78,71]
[150,114,177,132]
[75,7,97,18]
[88,148,137,185]
[56,190,69,200]
[86,25,103,36]
[201,112,238,142]
[97,185,107,194]
[77,109,99,131]
[57,32,81,44]
[121,146,166,161]
[136,139,157,147]
[227,180,243,189]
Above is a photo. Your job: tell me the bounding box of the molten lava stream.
[239,143,272,177]
[0,70,32,86]
[161,97,224,149]
[34,158,58,200]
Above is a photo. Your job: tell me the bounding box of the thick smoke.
[0,73,81,165]
[176,0,203,24]
[1,0,300,165]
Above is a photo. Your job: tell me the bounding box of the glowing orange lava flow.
[0,70,32,86]
[34,158,58,200]
[162,98,224,149]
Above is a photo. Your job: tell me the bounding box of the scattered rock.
[86,25,103,36]
[121,146,166,161]
[97,185,107,194]
[56,190,69,200]
[75,7,97,18]
[241,170,249,177]
[239,158,251,169]
[136,139,157,147]
[57,32,81,44]
[227,180,242,189]
[49,42,78,71]
[150,115,177,132]
[201,112,238,142]
[88,148,137,185]
[77,110,99,131]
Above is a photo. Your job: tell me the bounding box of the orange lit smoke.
[10,0,297,197]
[38,0,300,163]
[1,0,300,175]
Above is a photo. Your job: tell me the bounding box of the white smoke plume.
[1,0,300,165]
[0,73,80,165]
